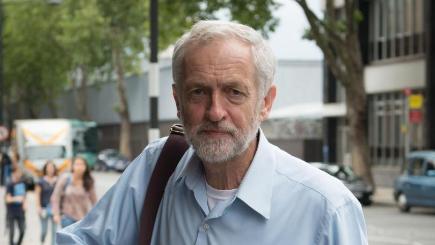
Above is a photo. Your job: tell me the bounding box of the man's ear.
[259,85,276,121]
[172,84,181,119]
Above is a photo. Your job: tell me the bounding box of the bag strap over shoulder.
[138,124,189,245]
[63,174,71,192]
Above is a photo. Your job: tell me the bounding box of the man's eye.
[227,88,246,103]
[228,89,245,98]
[188,89,206,101]
[230,89,243,96]
[191,89,205,96]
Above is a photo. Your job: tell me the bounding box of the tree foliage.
[4,1,68,117]
[159,0,280,47]
[57,0,111,120]
[58,0,109,71]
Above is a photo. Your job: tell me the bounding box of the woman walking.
[51,156,97,228]
[35,161,58,244]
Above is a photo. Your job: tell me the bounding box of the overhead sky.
[268,0,323,60]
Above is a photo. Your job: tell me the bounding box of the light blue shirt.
[57,130,367,244]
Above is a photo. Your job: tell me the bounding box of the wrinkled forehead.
[182,40,257,85]
[184,37,253,58]
[183,39,256,75]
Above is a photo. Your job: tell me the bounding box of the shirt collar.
[236,129,275,219]
[175,149,203,190]
[175,129,275,219]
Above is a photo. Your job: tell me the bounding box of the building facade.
[364,0,434,167]
[325,0,434,185]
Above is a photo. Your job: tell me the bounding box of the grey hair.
[172,20,276,98]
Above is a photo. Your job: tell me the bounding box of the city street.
[1,172,434,245]
[366,204,435,245]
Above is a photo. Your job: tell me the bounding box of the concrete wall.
[273,60,323,110]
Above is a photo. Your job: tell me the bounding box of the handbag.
[138,124,189,245]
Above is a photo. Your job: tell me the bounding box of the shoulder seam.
[274,169,336,206]
[314,199,357,244]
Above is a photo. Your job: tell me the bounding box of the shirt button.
[203,223,209,231]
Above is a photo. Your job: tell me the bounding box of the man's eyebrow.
[183,80,209,88]
[222,81,250,90]
[183,77,252,89]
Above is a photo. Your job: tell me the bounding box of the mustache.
[196,122,237,135]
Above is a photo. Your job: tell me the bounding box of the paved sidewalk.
[371,187,395,206]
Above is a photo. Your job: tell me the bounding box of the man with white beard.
[57,20,368,245]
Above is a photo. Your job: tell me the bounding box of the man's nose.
[206,93,226,122]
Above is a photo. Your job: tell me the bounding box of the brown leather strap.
[138,124,189,245]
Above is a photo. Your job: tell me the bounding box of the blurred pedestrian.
[35,161,58,245]
[5,166,27,245]
[0,151,12,186]
[51,156,97,228]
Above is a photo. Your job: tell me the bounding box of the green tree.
[57,0,110,120]
[94,0,147,160]
[3,1,68,118]
[159,0,280,48]
[295,0,374,187]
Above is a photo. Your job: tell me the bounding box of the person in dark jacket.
[5,166,27,245]
[1,151,12,186]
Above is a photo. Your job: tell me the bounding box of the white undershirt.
[205,182,238,211]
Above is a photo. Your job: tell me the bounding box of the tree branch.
[322,0,346,47]
[344,0,363,76]
[295,0,349,87]
[324,0,360,87]
[326,0,335,20]
[345,0,356,35]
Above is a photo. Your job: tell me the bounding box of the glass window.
[408,157,425,175]
[404,0,413,34]
[396,0,404,36]
[369,0,425,62]
[414,0,423,33]
[425,160,435,175]
[378,0,384,38]
[25,145,66,160]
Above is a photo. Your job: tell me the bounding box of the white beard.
[184,114,260,164]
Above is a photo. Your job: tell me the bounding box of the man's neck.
[202,136,258,190]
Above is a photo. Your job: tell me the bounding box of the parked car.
[394,151,435,212]
[311,162,374,205]
[94,149,130,172]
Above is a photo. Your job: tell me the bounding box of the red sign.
[0,126,9,141]
[403,88,412,96]
[409,110,423,123]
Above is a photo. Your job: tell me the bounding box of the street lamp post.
[148,0,160,143]
[0,2,4,126]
